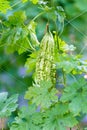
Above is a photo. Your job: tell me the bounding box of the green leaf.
[0,11,31,53]
[69,93,87,115]
[0,11,31,54]
[0,92,8,103]
[43,103,78,130]
[56,54,78,73]
[61,114,78,128]
[10,103,78,130]
[69,96,82,116]
[25,51,39,73]
[55,6,66,35]
[56,53,87,74]
[0,0,11,13]
[0,12,39,54]
[0,26,32,54]
[25,80,58,109]
[28,21,40,48]
[30,0,38,4]
[61,78,87,115]
[0,93,18,118]
[5,11,27,26]
[60,92,75,103]
[10,105,43,130]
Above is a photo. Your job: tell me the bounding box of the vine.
[0,0,87,130]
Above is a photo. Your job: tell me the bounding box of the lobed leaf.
[0,93,18,118]
[25,80,58,109]
[61,78,87,115]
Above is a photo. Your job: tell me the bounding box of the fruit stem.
[46,23,50,33]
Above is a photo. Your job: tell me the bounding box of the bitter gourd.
[34,31,56,86]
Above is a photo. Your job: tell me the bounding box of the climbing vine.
[0,0,87,130]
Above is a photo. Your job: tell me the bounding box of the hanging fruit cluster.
[34,30,56,87]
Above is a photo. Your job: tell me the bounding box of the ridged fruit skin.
[34,31,56,86]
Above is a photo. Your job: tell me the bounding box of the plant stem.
[56,31,59,50]
[70,128,72,130]
[32,11,45,21]
[62,68,66,86]
[26,38,36,51]
[46,23,50,33]
[55,22,59,50]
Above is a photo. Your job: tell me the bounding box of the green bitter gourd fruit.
[34,31,56,87]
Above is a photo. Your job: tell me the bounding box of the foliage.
[30,0,38,4]
[10,103,78,130]
[43,103,78,130]
[10,104,43,130]
[61,78,87,115]
[0,11,41,54]
[55,53,87,74]
[22,0,38,4]
[25,51,38,73]
[0,0,11,13]
[0,92,18,118]
[25,80,58,109]
[0,0,87,130]
[0,11,32,54]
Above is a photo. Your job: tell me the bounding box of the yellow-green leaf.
[0,0,11,13]
[30,0,38,4]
